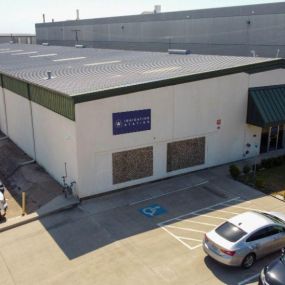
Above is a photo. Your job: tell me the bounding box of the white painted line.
[222,203,262,212]
[84,60,121,66]
[130,180,209,206]
[53,56,86,62]
[166,225,206,234]
[212,209,240,215]
[30,53,57,58]
[190,213,228,220]
[0,48,10,51]
[176,219,218,227]
[158,197,241,226]
[12,51,38,55]
[160,226,197,250]
[0,49,24,54]
[238,273,260,285]
[177,237,203,242]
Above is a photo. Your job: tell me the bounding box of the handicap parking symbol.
[139,204,166,218]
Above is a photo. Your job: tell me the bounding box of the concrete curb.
[0,199,80,233]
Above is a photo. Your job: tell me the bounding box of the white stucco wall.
[32,103,78,192]
[2,89,35,157]
[249,68,285,87]
[0,87,8,135]
[75,72,266,197]
[0,88,78,193]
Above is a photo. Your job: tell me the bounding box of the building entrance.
[260,125,284,153]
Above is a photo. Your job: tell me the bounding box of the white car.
[203,211,285,268]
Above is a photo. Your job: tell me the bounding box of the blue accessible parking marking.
[139,204,167,217]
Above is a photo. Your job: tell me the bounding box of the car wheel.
[242,253,256,269]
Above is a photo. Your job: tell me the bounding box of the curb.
[0,200,79,233]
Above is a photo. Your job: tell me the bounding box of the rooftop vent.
[168,49,191,55]
[47,71,52,80]
[44,71,56,80]
[75,44,85,48]
[42,42,49,46]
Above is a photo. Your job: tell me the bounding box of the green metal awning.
[247,85,285,128]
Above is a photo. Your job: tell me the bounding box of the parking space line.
[222,203,262,212]
[161,226,198,250]
[190,213,228,220]
[237,273,260,285]
[176,219,218,227]
[213,209,240,215]
[130,180,208,205]
[158,197,241,225]
[176,236,203,242]
[158,197,265,254]
[166,225,206,233]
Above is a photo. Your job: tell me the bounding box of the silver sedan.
[203,211,285,268]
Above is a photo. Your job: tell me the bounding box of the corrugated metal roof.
[247,85,285,127]
[0,43,283,98]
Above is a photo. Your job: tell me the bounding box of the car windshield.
[259,212,285,226]
[215,222,247,242]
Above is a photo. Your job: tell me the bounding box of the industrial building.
[0,43,284,198]
[36,2,285,57]
[0,34,36,45]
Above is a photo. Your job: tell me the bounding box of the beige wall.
[0,88,78,194]
[75,72,269,197]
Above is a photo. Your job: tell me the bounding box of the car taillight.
[220,249,236,256]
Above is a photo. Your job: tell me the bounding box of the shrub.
[256,163,263,171]
[229,164,241,179]
[273,157,283,167]
[243,165,251,175]
[255,178,264,189]
[261,158,274,169]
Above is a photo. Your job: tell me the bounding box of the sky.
[0,0,283,33]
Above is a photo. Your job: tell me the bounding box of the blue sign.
[139,204,166,218]
[113,109,151,135]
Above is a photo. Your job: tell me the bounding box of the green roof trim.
[247,85,285,128]
[73,59,285,103]
[30,85,75,121]
[0,73,75,121]
[2,75,29,98]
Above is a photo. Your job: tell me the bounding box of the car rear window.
[215,222,247,242]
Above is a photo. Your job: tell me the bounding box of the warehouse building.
[0,43,285,198]
[36,2,285,57]
[0,34,36,44]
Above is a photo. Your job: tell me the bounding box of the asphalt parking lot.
[0,166,284,285]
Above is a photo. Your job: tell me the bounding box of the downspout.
[0,74,9,139]
[19,84,36,166]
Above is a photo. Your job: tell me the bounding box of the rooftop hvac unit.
[168,49,191,55]
[75,44,85,48]
[42,42,49,46]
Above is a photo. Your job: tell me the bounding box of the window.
[215,222,247,242]
[246,226,282,242]
[259,212,285,226]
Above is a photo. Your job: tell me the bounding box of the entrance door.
[269,126,279,151]
[278,125,284,149]
[260,128,269,153]
[260,125,284,153]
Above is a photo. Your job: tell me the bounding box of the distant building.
[36,2,285,57]
[0,43,284,198]
[0,34,36,44]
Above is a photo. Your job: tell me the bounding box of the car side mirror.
[282,248,285,256]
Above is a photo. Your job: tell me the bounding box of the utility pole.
[72,29,80,44]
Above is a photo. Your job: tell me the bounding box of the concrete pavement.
[0,166,284,285]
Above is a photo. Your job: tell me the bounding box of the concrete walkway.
[0,194,79,233]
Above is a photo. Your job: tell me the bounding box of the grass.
[239,164,285,198]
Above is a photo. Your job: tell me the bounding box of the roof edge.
[73,59,285,104]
